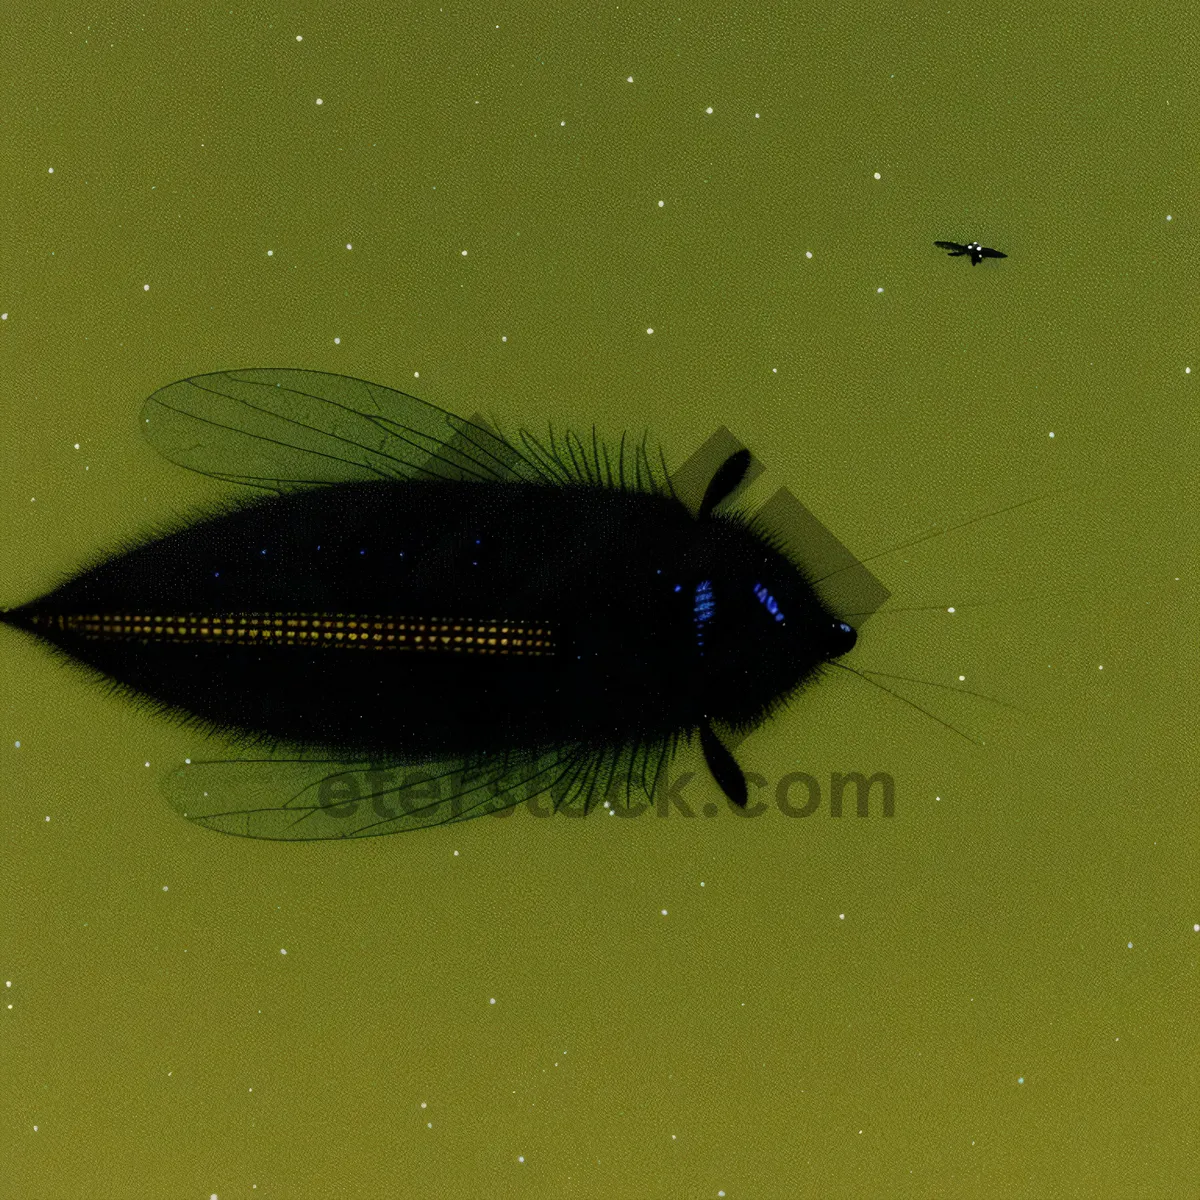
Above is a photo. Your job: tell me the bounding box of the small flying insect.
[934,240,1007,266]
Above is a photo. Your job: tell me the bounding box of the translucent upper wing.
[140,368,547,491]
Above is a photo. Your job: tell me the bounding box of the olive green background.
[1,3,1195,1197]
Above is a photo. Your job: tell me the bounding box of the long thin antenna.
[827,661,984,745]
[839,596,1046,618]
[816,492,1059,585]
[854,668,1023,712]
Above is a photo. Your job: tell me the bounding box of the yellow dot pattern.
[29,611,555,656]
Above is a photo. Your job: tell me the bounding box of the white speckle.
[1017,1076,1024,1084]
[805,251,812,259]
[73,442,80,449]
[315,97,323,105]
[413,371,419,378]
[958,675,966,682]
[517,1155,525,1163]
[501,335,507,342]
[876,287,884,293]
[420,1101,427,1108]
[1166,214,1172,221]
[755,112,760,118]
[13,741,19,749]
[296,35,303,41]
[947,607,955,613]
[1193,924,1198,932]
[839,913,845,920]
[626,76,633,82]
[144,761,151,768]
[560,120,565,127]
[1098,665,1104,671]
[660,909,668,916]
[489,997,496,1005]
[334,337,340,344]
[935,795,941,802]
[1,312,7,319]
[162,885,169,892]
[453,849,459,856]
[280,948,287,955]
[143,284,150,291]
[1048,430,1055,437]
[699,881,705,887]
[646,327,654,334]
[1127,942,1132,949]
[705,106,713,114]
[345,243,352,250]
[44,815,50,822]
[657,199,665,207]
[267,249,274,256]
[48,167,54,174]
[461,249,468,256]
[1185,366,1191,374]
[873,172,881,179]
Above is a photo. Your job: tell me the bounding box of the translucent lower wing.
[140,368,547,492]
[159,740,672,839]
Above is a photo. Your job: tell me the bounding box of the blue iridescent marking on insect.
[753,582,785,623]
[693,579,715,651]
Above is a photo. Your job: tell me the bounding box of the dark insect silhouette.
[935,240,1007,266]
[1,370,884,838]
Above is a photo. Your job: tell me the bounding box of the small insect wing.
[141,368,545,491]
[161,739,674,839]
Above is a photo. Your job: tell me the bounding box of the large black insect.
[2,369,877,838]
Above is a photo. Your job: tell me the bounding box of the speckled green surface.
[1,4,1195,1196]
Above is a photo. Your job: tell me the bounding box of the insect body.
[934,240,1007,265]
[1,370,863,837]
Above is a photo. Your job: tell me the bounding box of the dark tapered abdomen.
[8,479,735,756]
